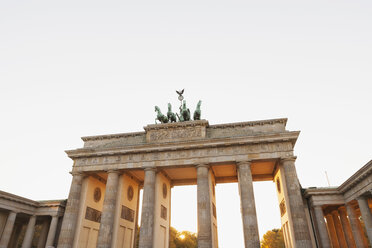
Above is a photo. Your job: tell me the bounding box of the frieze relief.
[75,142,293,167]
[147,126,204,143]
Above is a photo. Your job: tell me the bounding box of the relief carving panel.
[85,206,101,223]
[147,126,204,143]
[121,205,135,222]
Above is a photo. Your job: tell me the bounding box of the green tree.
[261,228,285,248]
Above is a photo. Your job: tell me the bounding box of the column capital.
[235,160,252,168]
[196,163,210,169]
[326,213,332,218]
[281,156,297,163]
[356,195,367,201]
[338,206,347,213]
[106,169,120,174]
[313,205,324,211]
[331,209,340,215]
[70,171,85,177]
[143,166,157,172]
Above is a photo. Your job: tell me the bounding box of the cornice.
[338,160,372,193]
[80,118,288,142]
[66,131,299,159]
[304,187,342,197]
[144,120,209,131]
[0,190,39,207]
[38,200,67,207]
[0,190,67,209]
[209,118,287,129]
[82,131,145,142]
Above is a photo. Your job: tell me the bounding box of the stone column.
[338,207,356,248]
[57,172,84,248]
[331,210,347,248]
[197,164,213,248]
[281,157,312,247]
[46,215,59,247]
[97,170,120,248]
[133,187,141,248]
[37,219,49,248]
[21,215,37,248]
[313,206,331,248]
[0,211,17,248]
[237,161,260,248]
[325,214,339,248]
[357,196,372,244]
[346,203,365,247]
[139,167,157,248]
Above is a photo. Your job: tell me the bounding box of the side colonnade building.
[0,191,65,248]
[305,160,372,248]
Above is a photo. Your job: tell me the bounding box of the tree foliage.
[136,226,197,248]
[170,227,197,248]
[261,228,285,248]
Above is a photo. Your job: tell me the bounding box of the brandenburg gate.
[57,117,314,248]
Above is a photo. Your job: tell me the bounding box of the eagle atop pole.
[176,89,184,112]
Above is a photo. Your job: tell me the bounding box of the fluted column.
[46,215,59,247]
[237,161,260,248]
[338,207,356,248]
[57,172,84,248]
[97,170,120,248]
[325,214,339,248]
[313,206,331,248]
[139,167,157,248]
[346,203,365,247]
[0,211,17,248]
[281,157,312,247]
[37,219,49,248]
[357,196,372,244]
[197,164,212,248]
[331,210,348,247]
[21,215,37,248]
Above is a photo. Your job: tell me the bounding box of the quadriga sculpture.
[155,106,169,124]
[193,100,202,120]
[177,100,190,122]
[167,103,177,123]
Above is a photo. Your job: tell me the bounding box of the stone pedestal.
[58,172,84,248]
[281,157,312,247]
[0,211,17,248]
[237,161,260,248]
[197,164,213,248]
[97,170,120,248]
[313,206,331,248]
[139,167,157,248]
[21,215,37,248]
[357,196,372,244]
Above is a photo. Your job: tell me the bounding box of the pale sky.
[0,1,371,247]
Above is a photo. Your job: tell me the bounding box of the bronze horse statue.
[155,106,168,124]
[167,103,177,122]
[193,100,202,120]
